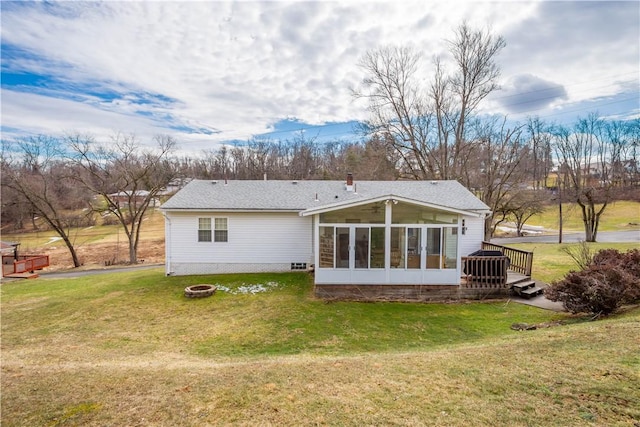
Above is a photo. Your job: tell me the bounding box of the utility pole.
[558,175,563,244]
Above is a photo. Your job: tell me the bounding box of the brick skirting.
[314,284,510,302]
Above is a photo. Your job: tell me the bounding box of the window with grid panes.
[198,218,212,242]
[214,218,228,242]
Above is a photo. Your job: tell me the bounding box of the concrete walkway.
[510,294,565,311]
[508,278,565,311]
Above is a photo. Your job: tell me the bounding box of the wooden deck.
[461,242,534,289]
[461,271,530,285]
[3,272,40,279]
[2,254,49,278]
[482,242,533,276]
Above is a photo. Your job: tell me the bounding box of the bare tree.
[553,113,612,242]
[288,133,319,180]
[526,117,554,189]
[0,180,35,230]
[601,119,638,188]
[628,119,640,187]
[354,22,506,181]
[447,22,506,176]
[354,46,433,179]
[505,190,547,237]
[66,133,178,264]
[1,136,89,267]
[465,117,528,239]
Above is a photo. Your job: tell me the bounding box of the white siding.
[165,211,313,275]
[459,215,485,256]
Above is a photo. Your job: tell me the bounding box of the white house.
[160,175,508,300]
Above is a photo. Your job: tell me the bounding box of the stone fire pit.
[184,284,217,298]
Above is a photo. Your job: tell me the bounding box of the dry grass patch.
[2,313,638,426]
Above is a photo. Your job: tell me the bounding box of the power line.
[491,71,637,102]
[535,97,639,121]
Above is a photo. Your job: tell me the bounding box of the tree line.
[2,22,639,268]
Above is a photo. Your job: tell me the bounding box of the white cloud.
[1,1,638,151]
[499,1,639,103]
[492,74,568,114]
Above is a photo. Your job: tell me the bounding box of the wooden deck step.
[520,286,544,298]
[511,281,536,291]
[511,280,544,298]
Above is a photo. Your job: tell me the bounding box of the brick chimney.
[346,173,354,192]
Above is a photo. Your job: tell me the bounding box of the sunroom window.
[319,226,335,268]
[392,203,458,224]
[319,202,385,224]
[443,226,458,269]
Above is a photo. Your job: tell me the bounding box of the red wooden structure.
[1,242,50,278]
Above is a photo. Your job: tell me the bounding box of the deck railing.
[461,256,509,288]
[2,254,50,275]
[482,241,533,276]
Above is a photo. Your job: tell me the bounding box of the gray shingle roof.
[161,179,490,214]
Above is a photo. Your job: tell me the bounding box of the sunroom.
[301,196,484,287]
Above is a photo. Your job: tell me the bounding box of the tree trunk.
[60,233,82,268]
[579,202,597,242]
[128,239,138,264]
[484,216,493,241]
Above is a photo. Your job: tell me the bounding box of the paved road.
[491,230,640,245]
[6,230,636,282]
[37,263,164,279]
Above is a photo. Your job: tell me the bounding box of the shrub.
[545,249,640,316]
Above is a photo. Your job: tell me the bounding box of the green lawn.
[2,269,639,426]
[1,271,563,360]
[526,200,640,232]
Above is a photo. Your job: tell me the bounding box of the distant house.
[1,241,19,259]
[161,175,532,301]
[108,190,159,207]
[160,178,193,197]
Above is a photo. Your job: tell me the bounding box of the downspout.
[162,212,173,276]
[457,215,464,282]
[311,214,317,271]
[384,199,392,283]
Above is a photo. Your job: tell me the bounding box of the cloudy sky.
[1,1,638,154]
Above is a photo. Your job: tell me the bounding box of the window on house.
[355,227,370,269]
[426,228,442,269]
[442,226,458,269]
[198,218,212,242]
[214,218,228,242]
[369,227,385,269]
[319,226,335,268]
